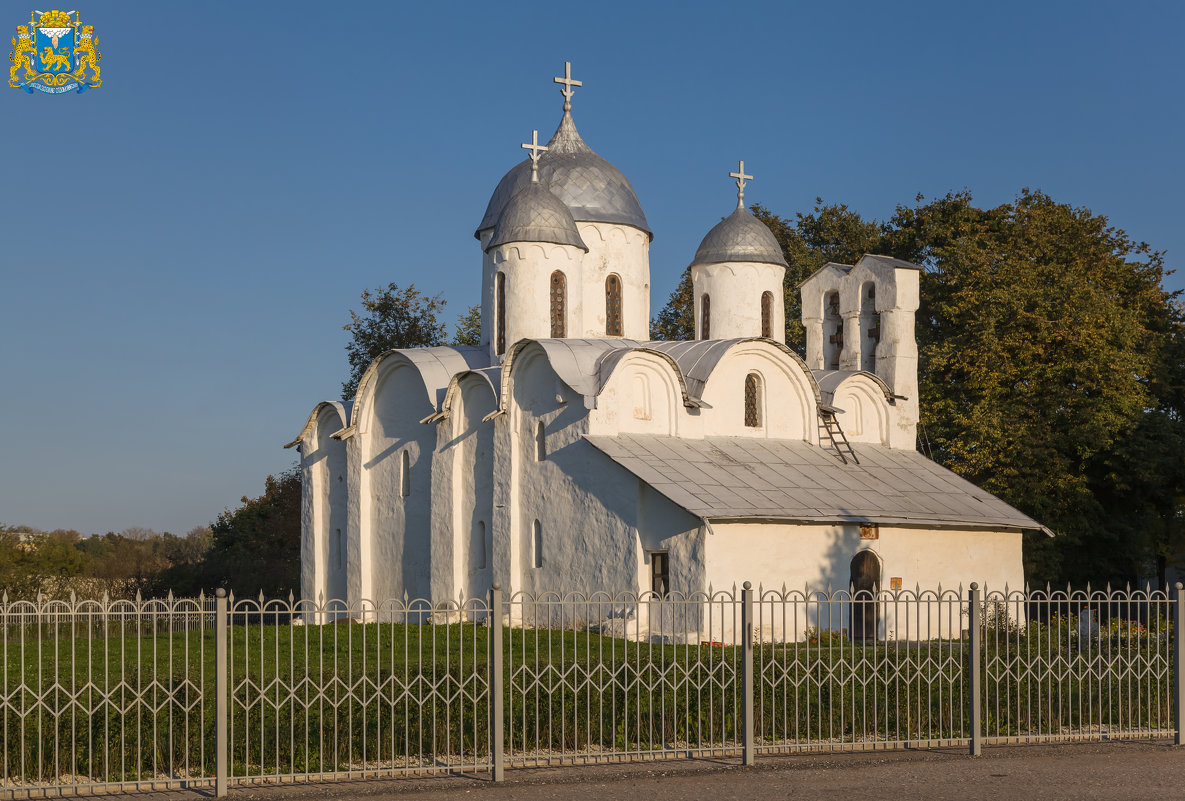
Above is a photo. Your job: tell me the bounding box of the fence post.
[215,588,228,796]
[968,582,982,757]
[741,581,754,766]
[490,584,505,781]
[1175,582,1184,746]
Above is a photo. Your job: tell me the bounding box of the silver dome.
[476,113,652,239]
[691,206,788,267]
[485,180,588,252]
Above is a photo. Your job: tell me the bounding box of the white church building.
[288,65,1049,617]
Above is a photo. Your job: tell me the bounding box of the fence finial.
[215,588,226,598]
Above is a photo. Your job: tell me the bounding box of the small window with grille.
[744,373,762,428]
[550,271,566,338]
[650,552,670,599]
[606,274,623,336]
[700,294,711,339]
[761,291,773,338]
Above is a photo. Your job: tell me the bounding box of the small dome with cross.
[691,206,787,268]
[485,180,588,253]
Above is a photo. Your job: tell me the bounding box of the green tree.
[342,283,447,399]
[200,468,302,598]
[884,190,1179,585]
[453,302,482,346]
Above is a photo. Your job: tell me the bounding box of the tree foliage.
[342,283,447,399]
[453,303,482,346]
[199,468,302,598]
[652,189,1184,586]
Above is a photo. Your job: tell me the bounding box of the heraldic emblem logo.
[9,9,101,93]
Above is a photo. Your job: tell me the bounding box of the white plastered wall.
[357,362,438,605]
[588,352,683,437]
[697,342,816,441]
[299,404,349,613]
[438,375,496,604]
[483,242,585,362]
[703,521,1025,641]
[828,375,893,446]
[499,345,702,603]
[576,222,650,340]
[691,261,786,342]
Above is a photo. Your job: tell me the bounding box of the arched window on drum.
[495,272,506,355]
[606,274,623,336]
[761,291,773,338]
[700,294,711,340]
[550,271,566,338]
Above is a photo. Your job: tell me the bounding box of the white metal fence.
[1,583,1182,798]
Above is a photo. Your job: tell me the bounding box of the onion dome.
[485,179,588,252]
[691,206,788,267]
[477,113,651,239]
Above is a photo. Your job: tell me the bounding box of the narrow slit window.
[400,449,411,497]
[532,520,543,568]
[535,420,546,461]
[550,271,566,338]
[701,293,711,340]
[606,274,623,336]
[761,291,773,338]
[495,272,506,355]
[651,552,670,599]
[744,373,762,428]
[471,521,486,570]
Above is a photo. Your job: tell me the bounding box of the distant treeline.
[1,467,300,601]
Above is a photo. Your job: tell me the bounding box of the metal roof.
[585,434,1051,534]
[476,112,651,238]
[690,206,788,268]
[486,180,588,252]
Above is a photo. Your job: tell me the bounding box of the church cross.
[729,160,753,209]
[521,129,548,182]
[554,61,582,112]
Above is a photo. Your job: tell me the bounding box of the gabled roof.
[586,434,1051,535]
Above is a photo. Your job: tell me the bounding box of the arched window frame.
[761,291,773,338]
[606,274,623,336]
[744,372,763,428]
[550,271,566,338]
[495,272,506,355]
[700,293,711,340]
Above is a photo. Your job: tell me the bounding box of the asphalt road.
[125,742,1184,801]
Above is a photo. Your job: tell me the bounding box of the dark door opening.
[850,550,880,641]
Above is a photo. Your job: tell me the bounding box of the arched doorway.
[849,550,880,641]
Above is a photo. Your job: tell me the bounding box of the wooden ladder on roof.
[819,409,859,465]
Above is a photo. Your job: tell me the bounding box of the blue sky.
[2,0,1182,536]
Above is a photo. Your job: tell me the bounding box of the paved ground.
[116,742,1184,801]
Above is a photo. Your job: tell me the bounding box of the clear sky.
[2,0,1182,537]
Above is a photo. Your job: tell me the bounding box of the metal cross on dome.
[554,61,582,112]
[521,130,548,182]
[730,160,753,209]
